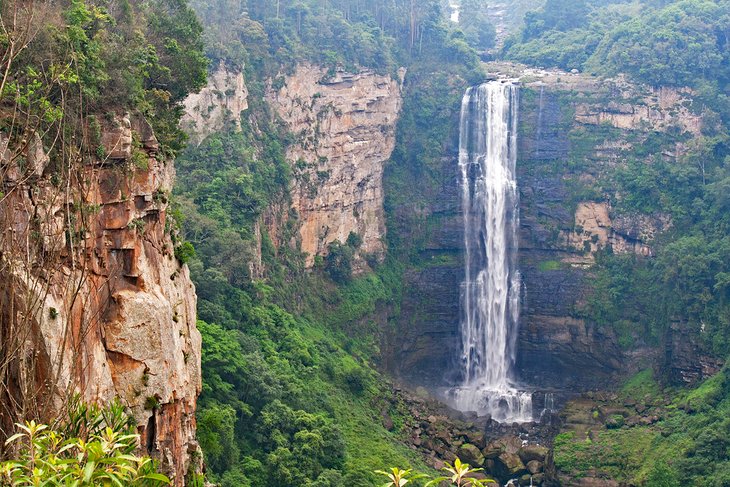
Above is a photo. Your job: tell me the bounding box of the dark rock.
[465,430,486,449]
[665,320,724,386]
[457,443,485,467]
[381,410,394,431]
[527,460,543,474]
[519,444,549,464]
[495,452,527,478]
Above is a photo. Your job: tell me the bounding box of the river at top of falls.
[448,80,532,423]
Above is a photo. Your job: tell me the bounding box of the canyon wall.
[388,66,710,392]
[0,116,201,485]
[182,63,404,269]
[266,65,404,267]
[181,62,249,145]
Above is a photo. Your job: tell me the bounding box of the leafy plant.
[374,467,425,486]
[425,458,495,487]
[0,401,170,486]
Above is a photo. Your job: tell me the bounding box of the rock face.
[387,66,703,393]
[561,201,668,260]
[665,321,724,385]
[181,62,249,145]
[0,115,201,485]
[265,64,404,266]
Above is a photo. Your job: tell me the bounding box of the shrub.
[175,241,196,264]
[324,241,353,283]
[0,400,170,485]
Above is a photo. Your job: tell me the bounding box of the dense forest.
[1,0,730,485]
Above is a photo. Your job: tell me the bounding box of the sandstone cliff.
[0,115,201,485]
[181,62,249,145]
[265,65,404,267]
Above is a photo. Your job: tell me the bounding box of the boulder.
[527,460,543,474]
[458,443,485,467]
[465,430,486,448]
[605,414,625,429]
[519,473,532,487]
[519,444,549,464]
[496,452,526,478]
[483,441,504,459]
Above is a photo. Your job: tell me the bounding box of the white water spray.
[450,81,532,423]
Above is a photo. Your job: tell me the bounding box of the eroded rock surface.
[266,64,404,266]
[181,62,249,145]
[0,115,201,485]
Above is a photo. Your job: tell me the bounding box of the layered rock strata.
[265,64,404,266]
[181,62,249,145]
[0,115,201,485]
[389,66,704,392]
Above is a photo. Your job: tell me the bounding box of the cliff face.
[181,63,249,145]
[265,65,404,266]
[387,66,706,392]
[0,116,201,485]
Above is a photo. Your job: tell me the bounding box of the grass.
[554,427,659,481]
[538,260,563,272]
[620,368,661,399]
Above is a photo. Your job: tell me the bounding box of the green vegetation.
[173,2,494,484]
[377,458,496,486]
[555,367,730,486]
[0,0,207,159]
[621,369,661,398]
[0,401,169,486]
[538,260,562,272]
[506,0,730,93]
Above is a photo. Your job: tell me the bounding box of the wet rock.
[465,430,486,448]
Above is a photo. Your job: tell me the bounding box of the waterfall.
[539,392,556,421]
[450,80,532,423]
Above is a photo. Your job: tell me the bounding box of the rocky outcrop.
[265,64,404,267]
[181,62,249,145]
[574,84,702,135]
[560,201,671,262]
[0,114,201,485]
[665,321,724,385]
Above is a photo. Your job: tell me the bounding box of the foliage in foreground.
[0,401,169,486]
[376,458,496,487]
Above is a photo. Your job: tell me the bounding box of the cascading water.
[450,80,532,423]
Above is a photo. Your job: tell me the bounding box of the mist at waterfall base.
[446,80,533,423]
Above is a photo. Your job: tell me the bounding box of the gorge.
[2,0,730,485]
